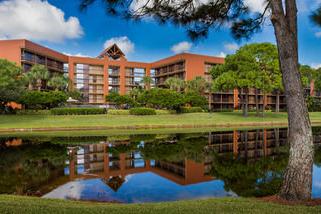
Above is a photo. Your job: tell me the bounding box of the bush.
[137,88,185,111]
[19,91,67,110]
[108,109,130,115]
[155,110,176,115]
[307,96,321,112]
[16,110,50,115]
[129,107,156,115]
[184,92,208,109]
[106,92,136,108]
[180,107,204,113]
[51,107,106,115]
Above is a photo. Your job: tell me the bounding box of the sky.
[0,0,321,67]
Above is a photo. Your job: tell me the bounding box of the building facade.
[0,39,317,111]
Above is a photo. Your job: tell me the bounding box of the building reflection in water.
[66,128,288,191]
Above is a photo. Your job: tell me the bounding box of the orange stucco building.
[0,39,318,111]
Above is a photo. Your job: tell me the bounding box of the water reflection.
[0,128,321,203]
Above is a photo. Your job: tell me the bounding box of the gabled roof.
[97,43,125,60]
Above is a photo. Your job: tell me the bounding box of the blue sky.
[1,0,321,66]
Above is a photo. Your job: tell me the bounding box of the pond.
[1,127,321,203]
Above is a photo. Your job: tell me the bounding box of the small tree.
[48,75,69,91]
[212,51,259,117]
[141,76,153,90]
[25,65,49,91]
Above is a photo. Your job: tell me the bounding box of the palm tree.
[164,77,185,92]
[48,75,69,91]
[186,76,207,94]
[24,65,49,91]
[141,76,153,90]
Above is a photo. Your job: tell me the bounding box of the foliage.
[47,75,69,91]
[19,91,67,110]
[306,96,321,112]
[51,107,106,115]
[164,77,185,92]
[0,59,26,111]
[67,89,83,101]
[186,76,209,94]
[106,92,136,108]
[24,64,49,91]
[108,109,130,115]
[137,88,185,111]
[184,92,208,109]
[129,107,156,115]
[180,107,204,113]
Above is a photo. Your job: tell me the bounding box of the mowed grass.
[0,195,321,214]
[0,112,321,130]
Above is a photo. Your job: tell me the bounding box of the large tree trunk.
[270,0,314,201]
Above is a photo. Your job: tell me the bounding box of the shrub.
[108,109,130,115]
[51,107,106,115]
[129,107,156,115]
[106,92,136,108]
[180,107,204,113]
[19,91,67,110]
[307,96,321,112]
[155,110,176,115]
[137,88,185,111]
[184,92,208,109]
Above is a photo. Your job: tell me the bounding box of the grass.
[1,112,321,132]
[0,195,321,214]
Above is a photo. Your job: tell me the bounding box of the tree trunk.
[276,90,280,112]
[270,0,314,201]
[208,92,212,111]
[255,89,259,116]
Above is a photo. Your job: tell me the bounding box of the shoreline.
[1,121,321,133]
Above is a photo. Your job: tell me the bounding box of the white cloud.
[171,41,192,54]
[0,0,83,42]
[315,31,321,38]
[103,36,135,55]
[311,63,321,69]
[224,43,239,52]
[63,52,90,58]
[217,52,226,58]
[244,0,268,13]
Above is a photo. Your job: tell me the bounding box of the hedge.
[155,110,176,115]
[180,107,204,113]
[129,107,156,115]
[51,108,106,115]
[108,109,130,115]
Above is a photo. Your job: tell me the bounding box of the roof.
[97,44,125,60]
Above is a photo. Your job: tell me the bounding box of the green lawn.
[0,195,320,214]
[0,112,321,131]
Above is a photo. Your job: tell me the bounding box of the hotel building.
[0,39,317,111]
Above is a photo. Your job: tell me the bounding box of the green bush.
[16,110,51,115]
[106,92,137,108]
[184,92,208,109]
[108,109,130,115]
[137,88,185,111]
[307,96,321,112]
[19,91,67,110]
[180,107,204,113]
[155,110,176,115]
[129,107,156,115]
[51,107,106,115]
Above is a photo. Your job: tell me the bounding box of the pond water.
[1,127,321,203]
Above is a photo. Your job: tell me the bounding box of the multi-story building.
[0,39,317,110]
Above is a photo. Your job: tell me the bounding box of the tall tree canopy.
[80,0,314,201]
[0,59,25,111]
